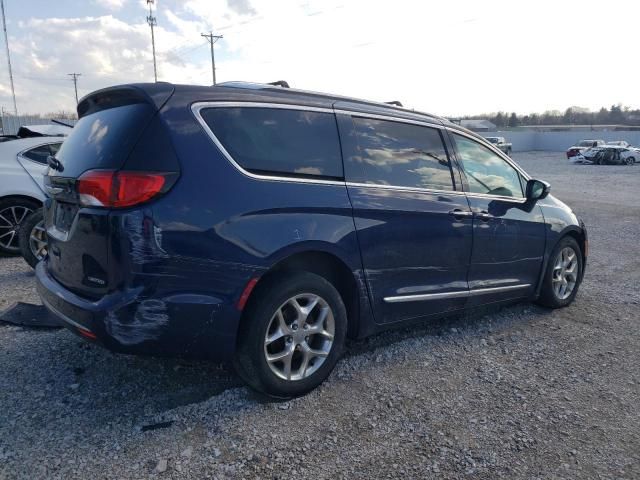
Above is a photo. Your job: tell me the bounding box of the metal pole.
[68,73,81,105]
[0,0,17,114]
[147,0,158,82]
[201,32,223,85]
[210,36,215,85]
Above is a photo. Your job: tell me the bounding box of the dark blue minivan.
[37,82,587,397]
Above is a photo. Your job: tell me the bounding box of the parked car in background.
[0,137,63,255]
[570,145,636,165]
[607,140,630,147]
[37,82,587,398]
[566,139,606,159]
[484,136,512,156]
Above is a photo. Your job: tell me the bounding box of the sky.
[0,0,638,117]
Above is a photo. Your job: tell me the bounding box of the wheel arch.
[244,249,362,339]
[535,225,587,298]
[0,194,43,208]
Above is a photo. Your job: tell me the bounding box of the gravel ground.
[0,151,638,479]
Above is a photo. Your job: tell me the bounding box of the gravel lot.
[1,151,639,479]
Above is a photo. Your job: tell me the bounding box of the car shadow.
[1,300,554,431]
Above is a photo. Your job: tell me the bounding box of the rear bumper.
[35,261,240,360]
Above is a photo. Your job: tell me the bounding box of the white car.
[570,145,637,165]
[0,137,63,254]
[607,140,630,147]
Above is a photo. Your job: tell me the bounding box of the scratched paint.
[124,210,168,265]
[105,299,169,346]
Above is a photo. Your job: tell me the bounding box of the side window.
[49,143,62,155]
[346,117,454,191]
[452,134,524,198]
[201,107,343,178]
[22,144,53,164]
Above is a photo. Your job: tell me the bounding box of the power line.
[68,73,81,105]
[0,0,17,114]
[146,0,158,82]
[201,31,223,85]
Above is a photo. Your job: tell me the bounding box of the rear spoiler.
[77,83,175,118]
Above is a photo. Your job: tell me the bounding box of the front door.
[448,132,546,305]
[337,113,473,324]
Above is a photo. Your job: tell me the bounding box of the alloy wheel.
[0,206,33,253]
[552,246,578,300]
[29,219,48,262]
[264,293,335,381]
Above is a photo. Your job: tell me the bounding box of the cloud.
[1,0,638,116]
[94,0,126,11]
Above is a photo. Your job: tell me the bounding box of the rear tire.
[0,197,40,255]
[234,271,347,398]
[19,209,46,269]
[536,236,583,308]
[625,156,635,165]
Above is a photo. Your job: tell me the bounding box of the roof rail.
[268,80,290,88]
[385,100,403,107]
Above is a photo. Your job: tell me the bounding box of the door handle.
[449,209,473,219]
[475,211,492,221]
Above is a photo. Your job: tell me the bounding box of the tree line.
[462,105,640,128]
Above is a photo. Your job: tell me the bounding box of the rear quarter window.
[201,107,343,179]
[53,103,154,178]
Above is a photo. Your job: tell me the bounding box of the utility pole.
[201,31,223,85]
[146,0,158,82]
[68,73,81,105]
[0,0,17,114]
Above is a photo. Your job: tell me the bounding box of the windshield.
[577,141,595,147]
[486,137,499,144]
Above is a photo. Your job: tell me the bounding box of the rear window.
[53,103,154,178]
[201,107,343,179]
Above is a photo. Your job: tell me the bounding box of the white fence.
[0,115,77,135]
[482,130,640,152]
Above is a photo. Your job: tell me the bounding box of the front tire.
[234,271,347,398]
[537,236,583,308]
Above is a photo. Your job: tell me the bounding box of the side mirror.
[526,179,550,201]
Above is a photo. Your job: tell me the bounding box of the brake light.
[77,170,170,208]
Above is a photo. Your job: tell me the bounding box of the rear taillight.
[77,170,172,208]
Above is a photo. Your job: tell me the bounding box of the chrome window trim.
[384,283,531,303]
[334,109,443,130]
[345,181,465,197]
[191,101,527,199]
[191,101,345,187]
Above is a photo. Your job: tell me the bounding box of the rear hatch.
[44,84,176,298]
